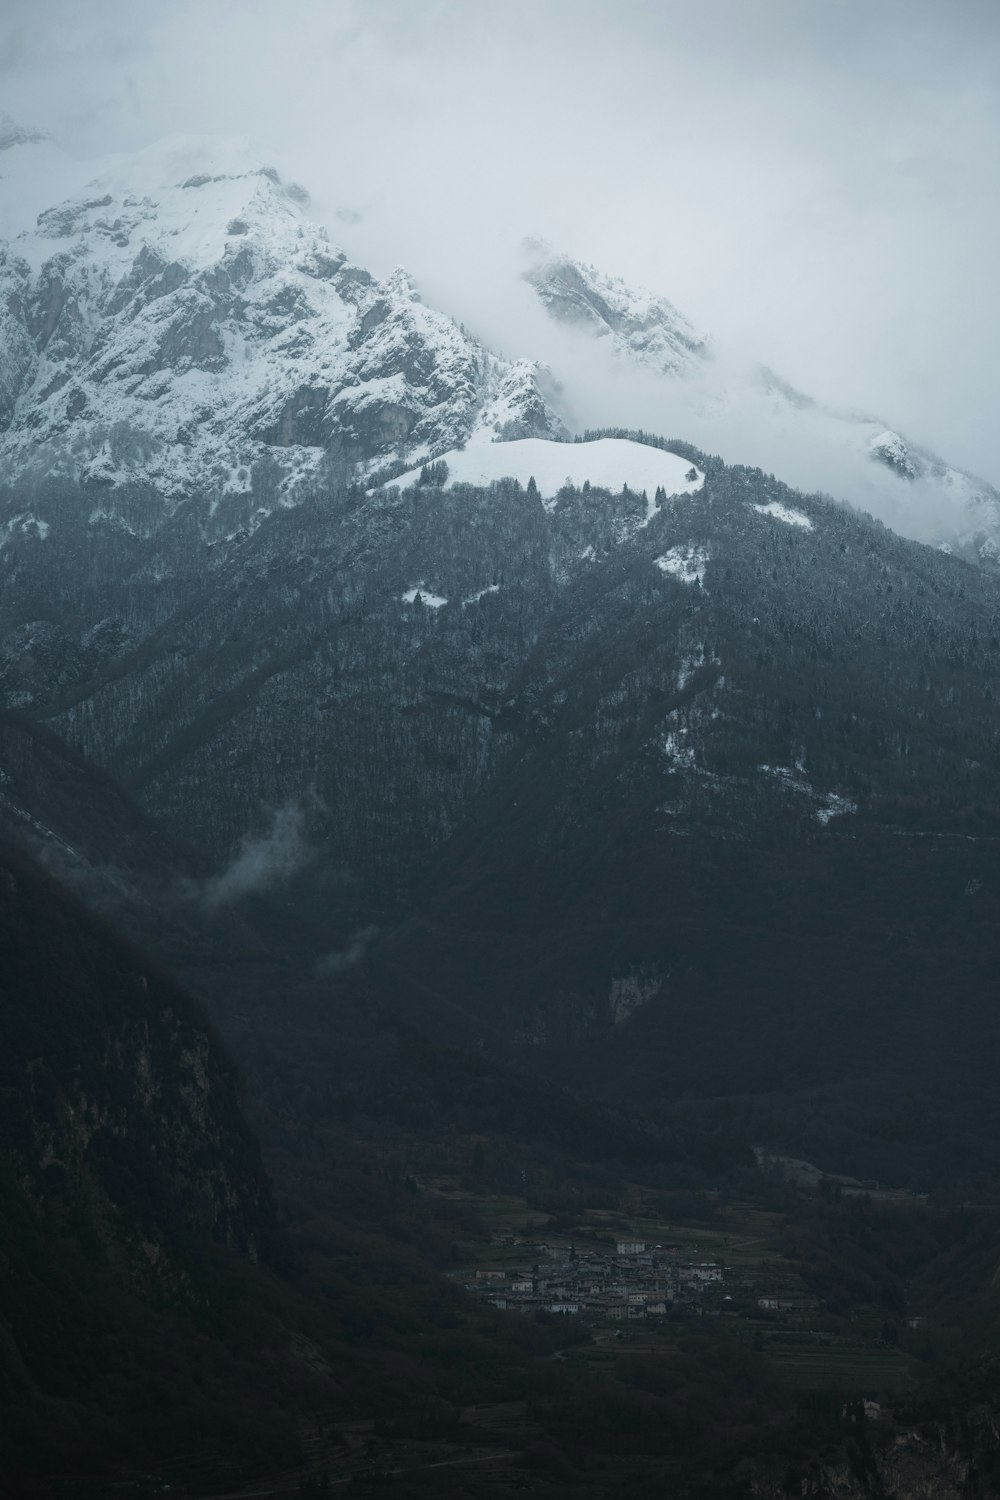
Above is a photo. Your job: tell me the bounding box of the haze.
[2,0,998,485]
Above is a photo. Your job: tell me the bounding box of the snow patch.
[662,729,697,768]
[402,583,447,609]
[463,584,500,605]
[655,544,709,585]
[760,763,813,795]
[1,512,50,543]
[751,501,814,530]
[88,508,142,537]
[392,435,703,502]
[760,764,856,824]
[815,792,858,825]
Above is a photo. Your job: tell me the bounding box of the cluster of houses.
[463,1237,726,1323]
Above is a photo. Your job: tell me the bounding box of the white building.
[686,1263,723,1283]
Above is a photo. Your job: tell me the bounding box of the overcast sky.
[2,0,998,481]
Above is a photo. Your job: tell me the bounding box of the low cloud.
[317,925,379,977]
[203,802,315,911]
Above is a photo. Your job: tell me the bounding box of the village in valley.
[445,1186,827,1339]
[443,1183,921,1396]
[463,1233,732,1326]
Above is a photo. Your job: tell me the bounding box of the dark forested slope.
[3,437,1000,1187]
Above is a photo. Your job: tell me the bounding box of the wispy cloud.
[202,802,315,911]
[317,926,379,977]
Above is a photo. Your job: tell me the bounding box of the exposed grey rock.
[523,238,707,376]
[0,137,563,503]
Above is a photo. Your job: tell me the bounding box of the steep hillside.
[2,430,999,1187]
[0,837,284,1466]
[0,708,194,898]
[4,436,996,900]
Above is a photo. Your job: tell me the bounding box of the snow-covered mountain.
[521,237,707,379]
[521,242,1000,562]
[1,119,997,563]
[0,122,561,508]
[2,131,998,1177]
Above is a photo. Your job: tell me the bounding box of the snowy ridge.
[391,435,703,504]
[522,247,1000,559]
[0,129,561,509]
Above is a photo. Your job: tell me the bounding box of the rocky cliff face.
[0,839,273,1305]
[0,129,562,509]
[748,1401,1000,1500]
[522,237,708,377]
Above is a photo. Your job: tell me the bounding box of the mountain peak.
[0,132,563,505]
[385,265,421,302]
[521,238,708,377]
